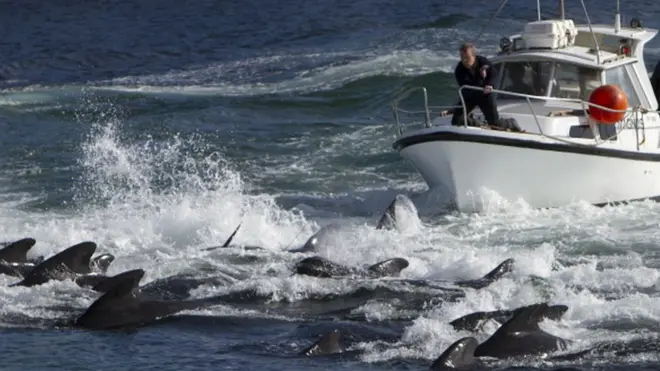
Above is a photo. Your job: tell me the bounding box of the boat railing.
[389,84,647,148]
[390,86,463,136]
[458,85,646,147]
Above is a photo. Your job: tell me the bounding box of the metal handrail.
[458,85,641,115]
[457,84,646,146]
[392,86,441,135]
[390,83,651,148]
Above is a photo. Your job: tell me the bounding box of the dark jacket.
[454,55,495,89]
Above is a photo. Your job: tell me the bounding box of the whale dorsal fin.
[14,241,97,286]
[202,223,242,251]
[299,329,342,356]
[0,238,36,263]
[491,303,548,336]
[481,258,515,282]
[456,258,515,289]
[222,223,242,247]
[367,258,409,277]
[430,337,479,370]
[75,269,146,327]
[91,268,145,293]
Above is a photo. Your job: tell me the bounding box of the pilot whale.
[430,303,568,369]
[376,194,417,231]
[288,223,344,253]
[202,223,266,252]
[289,193,418,254]
[202,194,418,255]
[75,268,220,330]
[449,303,568,332]
[473,302,568,358]
[453,258,514,290]
[82,267,227,301]
[299,329,342,356]
[10,241,115,287]
[294,256,514,293]
[294,256,410,278]
[430,337,486,371]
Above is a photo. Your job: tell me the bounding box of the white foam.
[0,25,658,365]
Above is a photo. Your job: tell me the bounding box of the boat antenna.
[472,0,508,43]
[559,0,565,19]
[536,0,541,20]
[579,0,601,64]
[614,0,621,33]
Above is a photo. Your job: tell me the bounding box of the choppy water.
[2,0,660,370]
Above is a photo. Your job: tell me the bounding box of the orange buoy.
[588,84,628,124]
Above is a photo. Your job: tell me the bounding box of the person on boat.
[450,43,500,127]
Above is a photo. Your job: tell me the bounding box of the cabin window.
[605,65,641,106]
[497,61,552,100]
[550,63,602,100]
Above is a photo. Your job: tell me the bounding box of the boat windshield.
[496,61,553,100]
[550,62,601,101]
[495,61,602,102]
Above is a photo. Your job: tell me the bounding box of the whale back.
[367,258,409,277]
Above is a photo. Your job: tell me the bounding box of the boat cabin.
[489,19,658,110]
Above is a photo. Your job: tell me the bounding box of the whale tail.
[430,337,480,370]
[12,241,97,287]
[367,258,409,277]
[299,329,342,356]
[0,237,36,263]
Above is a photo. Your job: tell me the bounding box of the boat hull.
[394,129,660,212]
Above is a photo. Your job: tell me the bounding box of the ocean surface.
[2,0,660,370]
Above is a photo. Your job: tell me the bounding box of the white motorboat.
[391,0,660,213]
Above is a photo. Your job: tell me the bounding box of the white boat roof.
[491,45,626,68]
[576,23,658,43]
[490,22,658,70]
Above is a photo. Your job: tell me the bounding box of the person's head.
[460,43,476,68]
